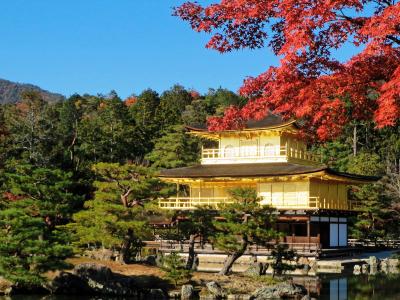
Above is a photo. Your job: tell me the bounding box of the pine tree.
[161,252,192,286]
[0,163,78,285]
[0,208,72,285]
[212,188,278,275]
[347,153,389,242]
[146,125,200,169]
[69,162,167,263]
[178,207,215,270]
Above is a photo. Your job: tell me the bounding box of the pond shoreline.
[1,251,399,299]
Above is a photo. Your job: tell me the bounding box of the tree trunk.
[218,239,248,275]
[119,229,133,264]
[186,234,196,270]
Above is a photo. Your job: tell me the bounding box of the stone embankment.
[352,256,400,275]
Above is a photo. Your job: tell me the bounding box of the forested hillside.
[0,78,65,104]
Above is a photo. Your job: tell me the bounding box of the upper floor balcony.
[201,145,321,165]
[158,196,362,211]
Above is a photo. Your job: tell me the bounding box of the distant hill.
[0,79,65,104]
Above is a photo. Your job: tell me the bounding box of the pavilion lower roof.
[158,163,379,183]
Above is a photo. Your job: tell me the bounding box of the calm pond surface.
[2,273,400,300]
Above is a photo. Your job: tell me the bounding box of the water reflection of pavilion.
[293,275,347,300]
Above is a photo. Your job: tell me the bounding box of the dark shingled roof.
[186,114,297,132]
[159,163,379,182]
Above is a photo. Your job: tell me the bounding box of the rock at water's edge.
[206,281,226,298]
[252,282,307,299]
[181,284,195,299]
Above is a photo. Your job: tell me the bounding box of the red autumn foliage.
[190,89,201,99]
[124,96,137,107]
[175,0,400,140]
[3,192,24,202]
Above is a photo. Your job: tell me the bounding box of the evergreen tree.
[347,153,389,242]
[146,125,200,169]
[0,208,72,286]
[161,252,192,286]
[0,163,78,285]
[178,207,215,270]
[129,89,161,153]
[204,88,246,116]
[155,85,193,131]
[69,162,166,263]
[3,163,82,228]
[212,188,278,275]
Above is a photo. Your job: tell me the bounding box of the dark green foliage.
[270,244,296,278]
[0,164,77,285]
[3,164,83,227]
[69,162,167,263]
[313,121,400,240]
[161,252,192,286]
[0,208,72,285]
[129,89,161,153]
[155,85,194,130]
[178,207,215,269]
[212,188,279,275]
[182,88,247,127]
[146,125,201,169]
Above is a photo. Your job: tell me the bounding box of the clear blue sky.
[0,0,275,99]
[0,1,360,99]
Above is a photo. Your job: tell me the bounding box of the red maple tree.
[175,0,400,140]
[124,96,138,107]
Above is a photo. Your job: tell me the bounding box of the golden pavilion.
[158,115,377,249]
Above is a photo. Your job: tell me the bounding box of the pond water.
[2,273,400,300]
[315,273,400,299]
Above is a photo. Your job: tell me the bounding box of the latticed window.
[264,143,275,156]
[240,139,258,157]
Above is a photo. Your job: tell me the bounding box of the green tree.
[155,85,193,131]
[5,91,59,166]
[146,125,200,169]
[0,208,72,286]
[161,252,192,286]
[270,244,296,278]
[212,188,278,275]
[347,153,389,242]
[129,89,161,153]
[4,164,82,229]
[178,207,215,270]
[182,99,210,127]
[129,89,160,128]
[78,98,145,163]
[204,88,246,116]
[0,163,78,285]
[69,162,166,263]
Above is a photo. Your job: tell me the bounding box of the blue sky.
[0,0,274,98]
[0,1,362,99]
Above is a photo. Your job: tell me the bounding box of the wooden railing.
[159,196,362,210]
[145,239,321,255]
[348,239,400,248]
[201,145,321,163]
[158,197,233,209]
